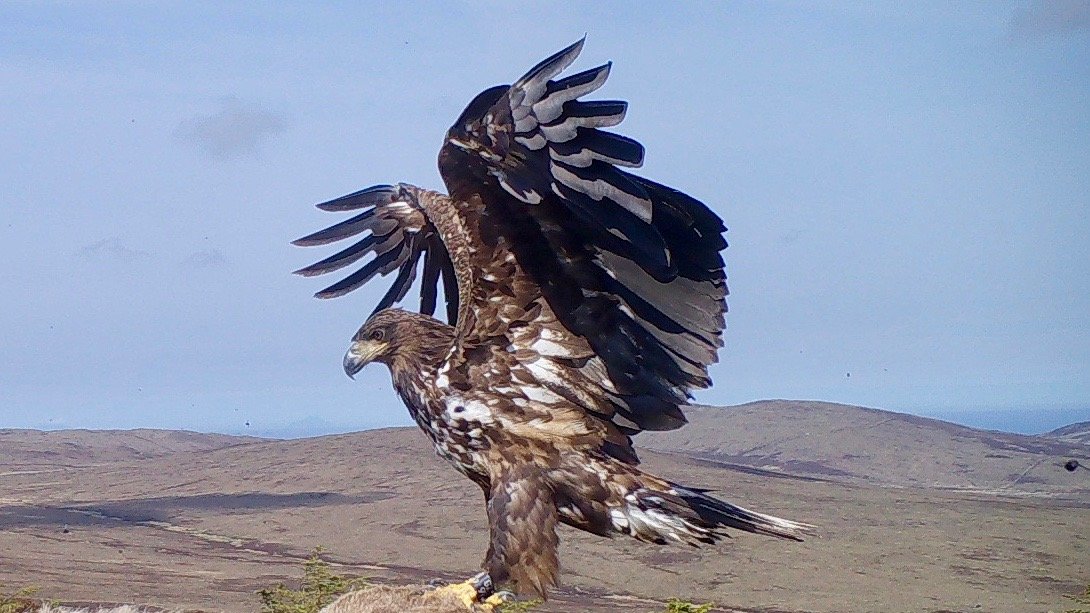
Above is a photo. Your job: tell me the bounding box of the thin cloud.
[184,249,227,269]
[175,98,287,160]
[780,229,804,245]
[1007,0,1090,43]
[74,238,152,263]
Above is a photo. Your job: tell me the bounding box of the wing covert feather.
[436,40,729,438]
[292,184,464,321]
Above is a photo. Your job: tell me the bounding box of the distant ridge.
[638,400,1090,495]
[4,401,1088,496]
[0,428,266,468]
[1046,420,1090,445]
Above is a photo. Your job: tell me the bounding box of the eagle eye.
[368,328,385,342]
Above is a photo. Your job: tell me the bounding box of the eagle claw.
[482,591,516,607]
[431,572,496,610]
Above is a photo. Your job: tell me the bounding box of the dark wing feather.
[438,39,728,433]
[436,242,461,324]
[418,238,444,316]
[310,244,405,300]
[292,184,459,321]
[373,236,422,312]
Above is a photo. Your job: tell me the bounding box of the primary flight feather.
[294,39,808,606]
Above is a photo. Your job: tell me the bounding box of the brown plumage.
[295,39,810,600]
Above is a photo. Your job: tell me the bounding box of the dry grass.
[319,585,471,613]
[28,588,525,613]
[36,602,177,606]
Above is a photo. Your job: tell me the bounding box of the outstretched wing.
[437,40,728,426]
[292,184,461,323]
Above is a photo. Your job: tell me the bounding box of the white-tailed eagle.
[294,39,808,608]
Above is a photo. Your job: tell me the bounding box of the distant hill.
[0,428,266,468]
[5,402,1087,496]
[637,400,1090,495]
[1045,420,1090,445]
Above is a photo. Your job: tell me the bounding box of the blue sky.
[1,2,1087,436]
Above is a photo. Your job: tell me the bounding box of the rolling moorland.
[1,401,1088,612]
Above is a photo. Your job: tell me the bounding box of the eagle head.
[342,308,455,378]
[343,318,394,378]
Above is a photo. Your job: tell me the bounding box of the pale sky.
[2,2,1087,436]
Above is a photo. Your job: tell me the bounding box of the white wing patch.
[444,395,496,425]
[521,385,564,404]
[529,336,571,357]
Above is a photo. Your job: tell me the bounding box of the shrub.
[0,586,43,613]
[663,598,713,613]
[258,548,367,613]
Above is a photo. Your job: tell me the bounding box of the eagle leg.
[485,465,560,599]
[431,571,495,610]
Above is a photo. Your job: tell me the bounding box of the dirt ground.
[1,428,1087,612]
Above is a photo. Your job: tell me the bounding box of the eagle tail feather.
[673,485,812,542]
[614,478,812,545]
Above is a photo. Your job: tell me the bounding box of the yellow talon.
[431,572,501,611]
[432,579,482,609]
[481,593,511,610]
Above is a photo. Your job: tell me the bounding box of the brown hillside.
[0,425,1086,612]
[1047,420,1090,446]
[638,400,1090,495]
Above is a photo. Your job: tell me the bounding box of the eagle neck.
[384,315,456,404]
[389,328,453,375]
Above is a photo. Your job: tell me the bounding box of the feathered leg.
[485,464,560,599]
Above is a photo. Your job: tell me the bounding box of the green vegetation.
[662,598,714,613]
[495,598,542,612]
[0,586,41,613]
[1065,583,1090,613]
[258,547,367,613]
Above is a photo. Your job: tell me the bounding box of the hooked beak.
[342,339,383,379]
